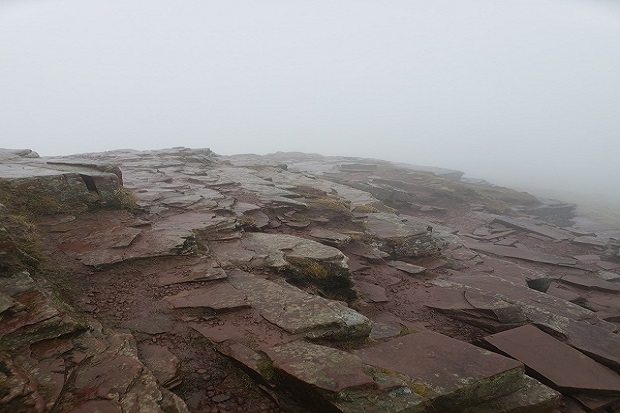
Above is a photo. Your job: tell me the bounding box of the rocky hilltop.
[1,147,620,413]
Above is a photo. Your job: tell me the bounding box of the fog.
[1,0,619,211]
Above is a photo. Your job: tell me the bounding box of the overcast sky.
[1,0,619,206]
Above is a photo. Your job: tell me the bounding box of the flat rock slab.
[265,340,425,413]
[553,274,620,294]
[122,314,176,335]
[164,283,249,311]
[227,271,370,339]
[356,281,388,303]
[266,341,375,393]
[441,275,597,324]
[483,325,620,395]
[554,318,620,373]
[387,260,426,275]
[356,329,525,406]
[309,228,352,245]
[572,236,608,248]
[139,344,181,388]
[365,212,430,237]
[465,241,577,266]
[157,267,227,286]
[463,376,560,413]
[213,232,348,269]
[347,242,390,261]
[190,322,246,343]
[598,261,620,271]
[492,216,572,241]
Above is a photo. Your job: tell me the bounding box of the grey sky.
[1,0,619,206]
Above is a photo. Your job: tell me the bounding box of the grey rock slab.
[573,254,601,264]
[227,271,369,338]
[215,232,348,269]
[347,242,390,262]
[572,236,608,248]
[553,274,620,294]
[365,213,428,238]
[266,340,375,393]
[264,340,425,413]
[597,271,620,282]
[462,375,560,413]
[598,261,620,271]
[356,329,525,408]
[157,267,227,287]
[483,325,620,395]
[465,240,578,266]
[242,210,270,229]
[309,228,352,245]
[139,344,181,388]
[426,287,528,331]
[445,274,600,324]
[163,283,249,312]
[387,260,426,275]
[491,216,573,241]
[0,291,16,313]
[547,318,620,373]
[364,213,438,258]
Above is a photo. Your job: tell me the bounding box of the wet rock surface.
[2,147,620,412]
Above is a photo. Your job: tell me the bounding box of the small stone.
[211,394,231,403]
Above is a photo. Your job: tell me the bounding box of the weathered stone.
[553,274,620,294]
[387,260,426,275]
[462,376,560,413]
[267,341,375,393]
[0,157,126,214]
[426,287,528,331]
[265,340,425,413]
[465,240,578,266]
[227,271,370,339]
[572,236,608,248]
[139,344,181,388]
[483,325,620,395]
[491,216,572,241]
[364,213,438,258]
[0,291,15,313]
[212,233,355,299]
[356,281,389,303]
[309,228,352,245]
[190,322,246,343]
[163,283,249,312]
[122,315,175,335]
[356,329,525,410]
[0,272,84,350]
[157,266,227,286]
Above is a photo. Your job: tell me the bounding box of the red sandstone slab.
[356,281,388,303]
[387,260,426,275]
[554,275,620,294]
[483,325,620,395]
[356,329,524,402]
[492,217,572,241]
[266,341,375,393]
[163,283,248,311]
[465,241,577,266]
[597,261,620,271]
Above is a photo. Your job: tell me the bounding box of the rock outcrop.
[2,147,620,413]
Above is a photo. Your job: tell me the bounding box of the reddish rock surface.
[2,147,619,412]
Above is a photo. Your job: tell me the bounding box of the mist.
[1,0,619,210]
